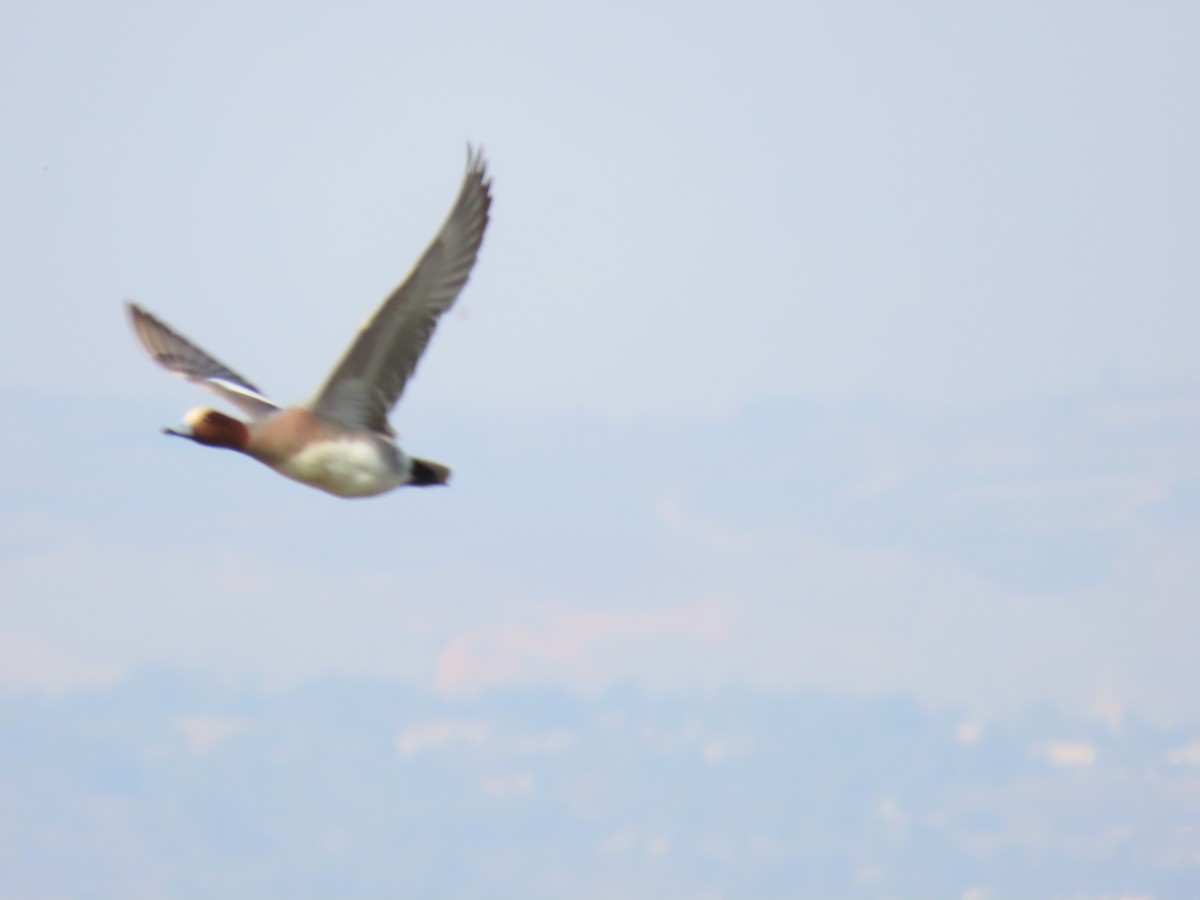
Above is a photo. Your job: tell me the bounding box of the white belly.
[273,439,407,498]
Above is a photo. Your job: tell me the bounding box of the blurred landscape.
[3,673,1198,900]
[4,383,1200,899]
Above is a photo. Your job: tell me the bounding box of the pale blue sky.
[2,0,1199,733]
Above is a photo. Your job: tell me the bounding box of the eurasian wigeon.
[127,146,492,498]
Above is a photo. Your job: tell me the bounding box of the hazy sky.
[2,2,1198,727]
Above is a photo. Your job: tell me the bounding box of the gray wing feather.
[307,145,492,435]
[126,302,280,420]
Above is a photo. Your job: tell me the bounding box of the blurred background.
[1,2,1198,898]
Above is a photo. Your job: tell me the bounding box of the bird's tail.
[408,457,452,486]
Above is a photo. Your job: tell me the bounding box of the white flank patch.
[277,440,406,498]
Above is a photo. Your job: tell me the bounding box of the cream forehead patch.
[183,407,215,427]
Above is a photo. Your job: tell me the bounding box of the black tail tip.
[409,458,451,486]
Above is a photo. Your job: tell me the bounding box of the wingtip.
[125,301,160,333]
[465,142,489,181]
[125,301,153,348]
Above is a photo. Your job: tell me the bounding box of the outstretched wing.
[307,145,492,435]
[126,302,279,420]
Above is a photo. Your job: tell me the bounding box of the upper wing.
[126,302,280,420]
[307,145,492,435]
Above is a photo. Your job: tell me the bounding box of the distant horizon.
[6,380,1197,727]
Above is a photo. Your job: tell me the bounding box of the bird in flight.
[127,146,492,498]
